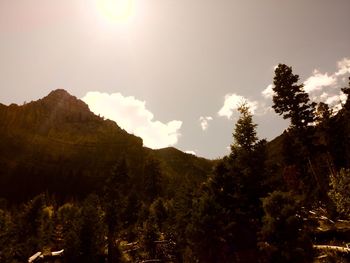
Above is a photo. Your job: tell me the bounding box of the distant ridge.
[0,89,213,202]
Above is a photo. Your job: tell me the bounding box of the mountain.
[153,147,215,184]
[0,89,213,202]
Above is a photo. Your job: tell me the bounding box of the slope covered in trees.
[1,72,350,263]
[0,89,212,202]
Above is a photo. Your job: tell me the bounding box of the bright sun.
[97,0,134,23]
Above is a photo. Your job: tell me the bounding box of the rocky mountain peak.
[38,89,94,120]
[46,89,71,98]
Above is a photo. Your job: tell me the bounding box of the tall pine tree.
[187,103,266,262]
[272,64,316,130]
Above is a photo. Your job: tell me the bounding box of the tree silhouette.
[231,102,258,152]
[187,104,266,262]
[272,64,316,130]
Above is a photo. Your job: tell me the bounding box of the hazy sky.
[1,0,350,158]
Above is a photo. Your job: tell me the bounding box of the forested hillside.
[0,89,212,202]
[1,67,350,263]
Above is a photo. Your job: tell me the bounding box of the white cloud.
[320,92,329,100]
[335,58,350,76]
[304,70,336,93]
[199,116,213,131]
[304,58,350,112]
[325,92,347,105]
[325,94,341,105]
[218,93,258,119]
[262,84,274,99]
[316,91,347,114]
[82,91,182,149]
[185,150,196,155]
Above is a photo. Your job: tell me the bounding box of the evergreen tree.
[171,183,196,262]
[122,191,141,238]
[272,64,316,130]
[141,217,160,260]
[187,104,266,262]
[149,198,168,231]
[12,194,48,261]
[271,64,323,201]
[144,157,162,204]
[103,158,129,263]
[38,205,55,250]
[57,203,81,262]
[229,103,267,220]
[231,102,258,153]
[186,190,229,263]
[0,207,14,262]
[80,194,105,263]
[328,168,350,218]
[315,102,332,125]
[315,102,332,150]
[259,191,313,263]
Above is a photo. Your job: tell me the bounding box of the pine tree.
[315,102,332,125]
[272,64,323,200]
[144,157,162,204]
[272,64,316,130]
[57,203,81,262]
[13,194,46,261]
[141,217,160,260]
[103,158,129,263]
[187,104,266,262]
[80,194,105,263]
[259,191,313,263]
[231,102,258,153]
[230,103,267,219]
[328,168,350,218]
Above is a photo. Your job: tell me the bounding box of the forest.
[1,64,350,263]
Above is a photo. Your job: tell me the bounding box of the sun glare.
[97,0,134,23]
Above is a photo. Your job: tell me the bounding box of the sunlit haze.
[96,0,135,23]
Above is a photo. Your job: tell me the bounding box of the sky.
[1,0,350,159]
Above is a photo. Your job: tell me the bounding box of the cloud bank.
[304,70,336,93]
[262,84,274,99]
[305,58,350,110]
[82,91,182,149]
[335,58,350,76]
[218,93,258,119]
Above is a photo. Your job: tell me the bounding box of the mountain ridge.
[0,89,213,202]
